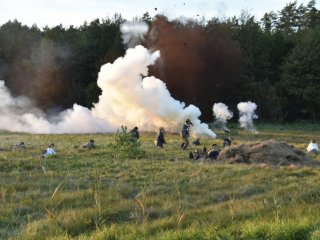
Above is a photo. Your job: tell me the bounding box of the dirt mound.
[217,140,318,166]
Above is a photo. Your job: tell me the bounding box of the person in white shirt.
[42,143,56,157]
[307,139,318,155]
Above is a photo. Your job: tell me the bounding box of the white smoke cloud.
[120,21,149,48]
[0,45,216,138]
[92,45,215,138]
[0,81,113,133]
[212,102,233,131]
[237,101,258,133]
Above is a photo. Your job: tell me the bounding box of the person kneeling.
[207,144,220,160]
[307,139,318,155]
[83,139,95,149]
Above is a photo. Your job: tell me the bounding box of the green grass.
[1,125,320,239]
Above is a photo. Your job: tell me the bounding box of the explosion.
[0,44,216,138]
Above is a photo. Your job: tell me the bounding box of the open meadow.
[1,124,320,239]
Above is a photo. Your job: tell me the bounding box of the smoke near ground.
[212,102,233,131]
[237,101,258,132]
[0,45,216,138]
[0,80,112,133]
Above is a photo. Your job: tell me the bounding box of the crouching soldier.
[207,144,220,160]
[155,127,166,148]
[83,139,95,149]
[189,150,200,160]
[192,138,201,146]
[130,126,140,140]
[15,141,26,149]
[223,137,233,147]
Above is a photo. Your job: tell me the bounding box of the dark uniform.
[223,137,233,147]
[83,139,95,149]
[207,144,220,160]
[155,128,166,148]
[193,150,200,160]
[180,119,193,150]
[16,142,26,149]
[130,127,140,140]
[192,138,201,146]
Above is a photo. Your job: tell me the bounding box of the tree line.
[0,1,319,122]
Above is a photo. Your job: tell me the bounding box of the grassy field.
[1,124,320,240]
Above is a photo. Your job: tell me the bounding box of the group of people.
[189,144,220,161]
[42,139,96,157]
[11,120,319,160]
[12,139,97,158]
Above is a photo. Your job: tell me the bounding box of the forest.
[0,0,319,122]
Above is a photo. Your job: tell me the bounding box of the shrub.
[108,126,145,159]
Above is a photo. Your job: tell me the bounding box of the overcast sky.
[1,0,318,28]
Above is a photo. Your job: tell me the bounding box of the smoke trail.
[120,21,149,48]
[237,101,258,132]
[212,102,233,131]
[0,45,216,138]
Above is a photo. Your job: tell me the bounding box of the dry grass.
[1,124,320,239]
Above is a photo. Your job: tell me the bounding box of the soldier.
[130,126,140,140]
[180,119,193,150]
[307,139,318,155]
[201,146,207,158]
[192,138,201,146]
[207,144,220,160]
[155,127,166,148]
[189,149,200,160]
[15,141,26,149]
[83,139,95,149]
[193,149,200,160]
[223,137,233,147]
[42,143,56,158]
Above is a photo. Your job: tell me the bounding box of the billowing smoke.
[0,81,113,133]
[93,45,215,138]
[237,101,258,132]
[120,21,149,48]
[146,15,242,121]
[213,102,233,131]
[4,38,71,110]
[0,45,216,138]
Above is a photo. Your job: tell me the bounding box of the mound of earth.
[217,140,318,166]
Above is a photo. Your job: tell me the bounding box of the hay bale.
[217,140,316,166]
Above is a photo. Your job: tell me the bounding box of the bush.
[108,126,145,159]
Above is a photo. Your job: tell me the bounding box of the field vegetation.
[1,124,320,239]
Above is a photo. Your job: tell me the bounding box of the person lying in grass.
[42,143,56,158]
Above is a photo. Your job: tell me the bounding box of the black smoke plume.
[145,16,242,121]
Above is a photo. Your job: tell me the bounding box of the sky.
[0,0,318,28]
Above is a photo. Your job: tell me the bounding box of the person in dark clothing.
[180,119,193,150]
[15,142,26,149]
[207,144,220,160]
[192,138,201,146]
[223,137,233,147]
[201,147,207,158]
[155,127,166,148]
[193,149,200,160]
[189,149,200,160]
[83,139,95,149]
[130,126,140,140]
